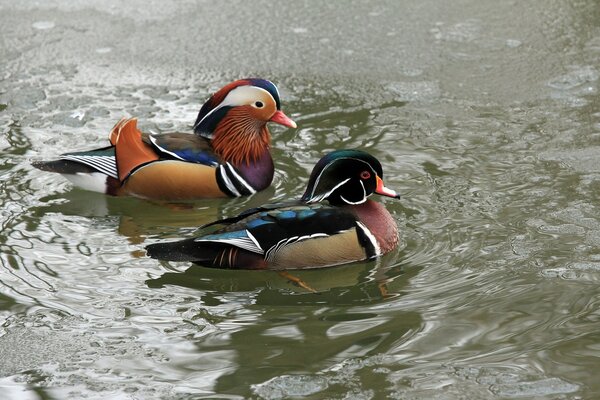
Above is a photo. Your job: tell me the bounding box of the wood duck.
[146,149,401,270]
[32,79,296,200]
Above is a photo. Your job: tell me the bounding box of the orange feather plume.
[114,118,159,182]
[109,117,129,146]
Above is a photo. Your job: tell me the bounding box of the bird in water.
[32,79,296,200]
[146,149,401,270]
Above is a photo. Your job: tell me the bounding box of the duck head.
[301,149,400,206]
[193,79,296,165]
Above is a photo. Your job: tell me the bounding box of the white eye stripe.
[193,86,274,131]
[221,86,272,107]
[271,84,281,106]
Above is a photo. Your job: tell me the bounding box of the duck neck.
[234,148,274,191]
[210,108,271,167]
[345,199,398,254]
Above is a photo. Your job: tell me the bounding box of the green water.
[1,0,600,398]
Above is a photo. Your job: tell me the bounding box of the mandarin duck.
[146,150,401,270]
[32,79,296,200]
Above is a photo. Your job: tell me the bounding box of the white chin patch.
[340,195,367,205]
[64,172,107,193]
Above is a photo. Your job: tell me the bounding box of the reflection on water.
[2,0,600,398]
[147,258,415,302]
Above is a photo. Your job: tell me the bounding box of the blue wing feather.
[168,148,219,165]
[195,204,359,257]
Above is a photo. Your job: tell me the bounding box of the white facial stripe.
[340,180,367,205]
[306,178,350,203]
[273,84,281,106]
[340,195,367,205]
[193,86,274,131]
[221,86,272,107]
[307,157,376,201]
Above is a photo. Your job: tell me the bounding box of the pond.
[1,0,600,398]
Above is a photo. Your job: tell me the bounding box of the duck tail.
[146,239,267,269]
[146,239,215,263]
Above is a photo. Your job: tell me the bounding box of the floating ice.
[32,21,55,30]
[252,375,328,399]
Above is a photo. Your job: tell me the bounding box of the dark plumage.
[146,150,401,270]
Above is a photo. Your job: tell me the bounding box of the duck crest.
[193,79,253,130]
[211,107,271,166]
[32,78,295,200]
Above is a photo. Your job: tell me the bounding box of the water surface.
[1,0,600,398]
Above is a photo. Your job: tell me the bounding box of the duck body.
[32,79,295,201]
[146,150,401,270]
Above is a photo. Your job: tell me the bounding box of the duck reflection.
[147,261,423,395]
[146,252,416,298]
[33,186,276,247]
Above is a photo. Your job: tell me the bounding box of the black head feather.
[301,149,397,206]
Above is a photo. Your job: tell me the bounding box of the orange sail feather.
[114,118,159,182]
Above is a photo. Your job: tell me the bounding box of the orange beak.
[269,110,297,128]
[375,176,401,199]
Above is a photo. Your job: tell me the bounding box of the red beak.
[375,176,401,199]
[269,110,297,128]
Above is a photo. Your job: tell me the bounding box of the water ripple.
[2,1,600,398]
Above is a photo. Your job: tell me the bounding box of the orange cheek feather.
[211,107,271,166]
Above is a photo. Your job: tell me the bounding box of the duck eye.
[360,171,371,179]
[254,101,264,108]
